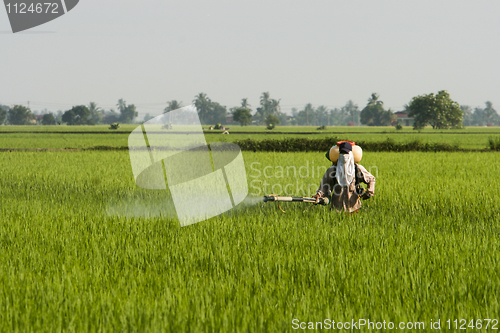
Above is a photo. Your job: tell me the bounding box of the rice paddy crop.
[1,126,499,150]
[1,148,499,332]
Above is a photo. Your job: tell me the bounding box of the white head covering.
[336,151,355,187]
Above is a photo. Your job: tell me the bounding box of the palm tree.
[343,100,359,125]
[193,93,212,124]
[316,105,329,126]
[260,92,270,108]
[270,99,281,115]
[164,100,183,113]
[163,100,183,128]
[303,103,314,126]
[361,93,385,126]
[460,105,473,126]
[117,99,126,113]
[254,92,280,125]
[367,93,382,106]
[88,102,102,124]
[241,98,251,110]
[484,101,497,124]
[89,102,100,113]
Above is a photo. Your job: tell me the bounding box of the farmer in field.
[312,141,375,213]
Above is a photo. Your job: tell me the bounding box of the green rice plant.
[1,126,500,150]
[0,133,130,149]
[488,136,500,150]
[0,150,499,331]
[0,124,137,132]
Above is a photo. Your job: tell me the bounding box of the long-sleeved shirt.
[317,163,376,213]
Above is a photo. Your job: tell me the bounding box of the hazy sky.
[1,0,499,118]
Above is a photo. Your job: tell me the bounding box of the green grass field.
[0,125,138,132]
[1,125,500,150]
[1,145,499,331]
[0,132,495,150]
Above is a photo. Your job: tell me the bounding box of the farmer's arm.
[356,164,375,198]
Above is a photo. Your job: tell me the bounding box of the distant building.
[394,111,414,127]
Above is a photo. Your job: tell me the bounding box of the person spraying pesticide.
[312,141,375,213]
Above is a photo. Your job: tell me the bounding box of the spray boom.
[262,196,330,206]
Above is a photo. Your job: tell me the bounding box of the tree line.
[0,99,137,125]
[166,91,498,129]
[461,102,500,127]
[0,91,498,129]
